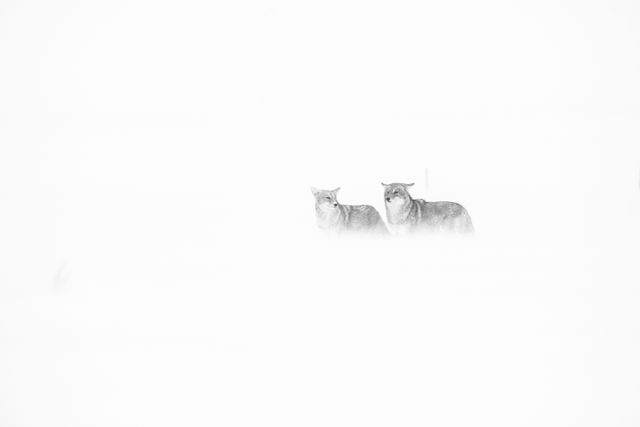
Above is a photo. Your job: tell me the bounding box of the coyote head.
[381,182,414,204]
[311,186,341,209]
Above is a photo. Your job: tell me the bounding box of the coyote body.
[312,187,388,235]
[383,183,474,235]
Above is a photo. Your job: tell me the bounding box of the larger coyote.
[311,187,388,235]
[382,182,474,235]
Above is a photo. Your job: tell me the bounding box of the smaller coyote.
[311,187,388,235]
[382,182,474,235]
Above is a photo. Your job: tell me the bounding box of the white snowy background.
[1,0,639,426]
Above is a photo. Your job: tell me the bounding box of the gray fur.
[382,182,474,235]
[311,187,388,235]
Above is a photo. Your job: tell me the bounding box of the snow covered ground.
[1,154,638,427]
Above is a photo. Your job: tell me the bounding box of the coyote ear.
[331,187,340,193]
[406,183,415,187]
[381,182,388,187]
[311,186,319,195]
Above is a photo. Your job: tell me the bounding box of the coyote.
[311,187,388,235]
[382,183,474,235]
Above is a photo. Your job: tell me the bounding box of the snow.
[1,0,640,425]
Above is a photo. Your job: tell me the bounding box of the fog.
[1,0,640,426]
